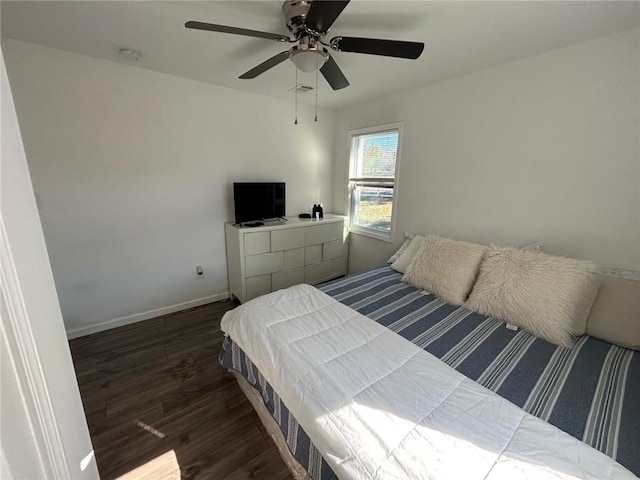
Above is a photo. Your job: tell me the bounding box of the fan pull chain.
[294,67,298,125]
[314,56,318,122]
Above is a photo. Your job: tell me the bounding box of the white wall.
[334,28,640,273]
[1,48,98,479]
[2,39,336,337]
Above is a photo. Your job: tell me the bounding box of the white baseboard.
[66,292,229,339]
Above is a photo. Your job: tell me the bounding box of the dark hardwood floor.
[69,300,294,480]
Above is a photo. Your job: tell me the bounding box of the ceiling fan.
[185,0,425,91]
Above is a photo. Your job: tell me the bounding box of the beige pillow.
[387,231,416,264]
[466,248,600,346]
[402,235,487,306]
[585,275,640,350]
[390,235,424,273]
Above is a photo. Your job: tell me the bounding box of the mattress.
[220,265,639,478]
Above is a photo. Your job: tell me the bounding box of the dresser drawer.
[323,239,347,261]
[332,221,346,241]
[272,228,305,251]
[330,256,347,277]
[305,245,323,266]
[244,232,270,256]
[305,261,332,284]
[283,248,304,270]
[246,275,271,300]
[272,268,305,291]
[305,223,337,246]
[245,251,283,277]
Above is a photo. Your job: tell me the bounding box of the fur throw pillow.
[402,235,487,306]
[466,247,601,346]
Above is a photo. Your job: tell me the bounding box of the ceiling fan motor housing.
[282,0,313,38]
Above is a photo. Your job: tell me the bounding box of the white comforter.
[221,284,636,480]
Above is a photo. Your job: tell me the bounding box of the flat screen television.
[233,182,285,224]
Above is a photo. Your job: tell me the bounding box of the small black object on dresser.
[312,204,324,219]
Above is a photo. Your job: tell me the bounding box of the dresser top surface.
[226,214,345,233]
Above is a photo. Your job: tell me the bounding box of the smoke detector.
[119,48,142,61]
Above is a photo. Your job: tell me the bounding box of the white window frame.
[346,122,403,243]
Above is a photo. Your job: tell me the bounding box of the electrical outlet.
[196,265,204,278]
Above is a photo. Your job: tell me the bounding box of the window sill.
[349,225,394,243]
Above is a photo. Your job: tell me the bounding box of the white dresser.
[225,214,348,303]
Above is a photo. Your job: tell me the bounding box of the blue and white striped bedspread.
[219,265,639,478]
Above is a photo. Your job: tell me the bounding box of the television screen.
[233,182,285,224]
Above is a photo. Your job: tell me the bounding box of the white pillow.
[466,247,601,346]
[387,231,416,264]
[390,235,424,273]
[402,235,487,306]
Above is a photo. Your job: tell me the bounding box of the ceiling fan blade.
[239,51,290,79]
[185,21,290,42]
[304,0,350,34]
[331,36,424,59]
[320,55,349,90]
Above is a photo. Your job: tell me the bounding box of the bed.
[219,265,639,479]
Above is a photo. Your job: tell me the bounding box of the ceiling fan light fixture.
[289,44,328,73]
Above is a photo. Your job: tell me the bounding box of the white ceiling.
[2,1,639,110]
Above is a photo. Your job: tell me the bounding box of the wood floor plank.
[164,327,224,363]
[70,316,167,359]
[161,388,222,418]
[222,382,251,411]
[69,299,291,480]
[178,424,269,480]
[222,445,293,480]
[98,397,257,478]
[73,357,98,379]
[79,354,196,411]
[115,450,181,480]
[97,345,168,375]
[168,412,268,480]
[91,399,165,445]
[95,396,229,474]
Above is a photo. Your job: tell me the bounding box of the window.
[348,123,402,241]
